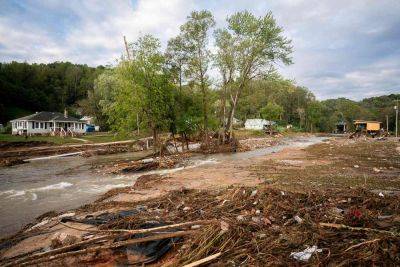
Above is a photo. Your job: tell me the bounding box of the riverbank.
[0,133,287,237]
[1,136,399,266]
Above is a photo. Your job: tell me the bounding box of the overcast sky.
[1,0,399,100]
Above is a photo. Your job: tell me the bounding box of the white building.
[244,119,275,130]
[11,111,86,136]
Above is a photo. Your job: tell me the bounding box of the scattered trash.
[331,207,344,214]
[236,215,245,221]
[51,233,80,248]
[290,245,322,262]
[294,215,303,224]
[251,216,263,224]
[250,189,258,197]
[354,165,359,168]
[373,167,381,173]
[220,221,229,233]
[379,192,384,197]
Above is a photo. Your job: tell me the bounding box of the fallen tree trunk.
[14,230,196,266]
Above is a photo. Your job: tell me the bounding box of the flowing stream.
[0,136,325,238]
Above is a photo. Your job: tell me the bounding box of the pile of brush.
[1,186,399,266]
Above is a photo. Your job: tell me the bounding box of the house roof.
[353,120,382,124]
[245,119,276,125]
[11,112,82,122]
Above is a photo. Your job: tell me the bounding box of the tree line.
[0,61,104,123]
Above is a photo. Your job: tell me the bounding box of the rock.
[183,206,191,211]
[373,167,381,173]
[354,165,359,168]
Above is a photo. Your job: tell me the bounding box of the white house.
[11,111,86,136]
[244,119,275,130]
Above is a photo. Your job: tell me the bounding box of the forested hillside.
[0,61,104,123]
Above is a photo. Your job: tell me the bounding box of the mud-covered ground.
[1,136,399,266]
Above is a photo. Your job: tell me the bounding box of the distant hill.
[320,94,400,132]
[0,61,104,123]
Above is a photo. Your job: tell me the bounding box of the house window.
[45,122,47,129]
[32,122,35,129]
[35,122,39,128]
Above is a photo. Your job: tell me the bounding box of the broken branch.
[182,252,222,267]
[344,238,381,252]
[16,230,196,266]
[319,223,400,236]
[59,219,213,234]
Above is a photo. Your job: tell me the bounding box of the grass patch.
[234,129,266,139]
[0,134,82,145]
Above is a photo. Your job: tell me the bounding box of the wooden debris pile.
[1,185,399,266]
[103,153,192,174]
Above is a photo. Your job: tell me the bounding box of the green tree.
[178,10,215,143]
[166,35,187,92]
[215,11,293,137]
[260,102,284,121]
[306,101,322,132]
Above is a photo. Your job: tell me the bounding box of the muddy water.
[0,136,325,238]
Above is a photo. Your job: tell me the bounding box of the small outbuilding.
[335,121,347,133]
[244,119,275,130]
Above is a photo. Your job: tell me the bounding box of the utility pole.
[395,100,399,138]
[123,35,131,61]
[386,115,389,133]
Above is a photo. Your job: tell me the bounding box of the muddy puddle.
[0,136,325,238]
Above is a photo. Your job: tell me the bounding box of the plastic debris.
[220,221,229,233]
[236,215,245,221]
[250,189,258,197]
[290,245,322,262]
[294,215,303,224]
[373,167,381,173]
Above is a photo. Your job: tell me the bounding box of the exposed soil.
[1,136,399,266]
[0,141,145,167]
